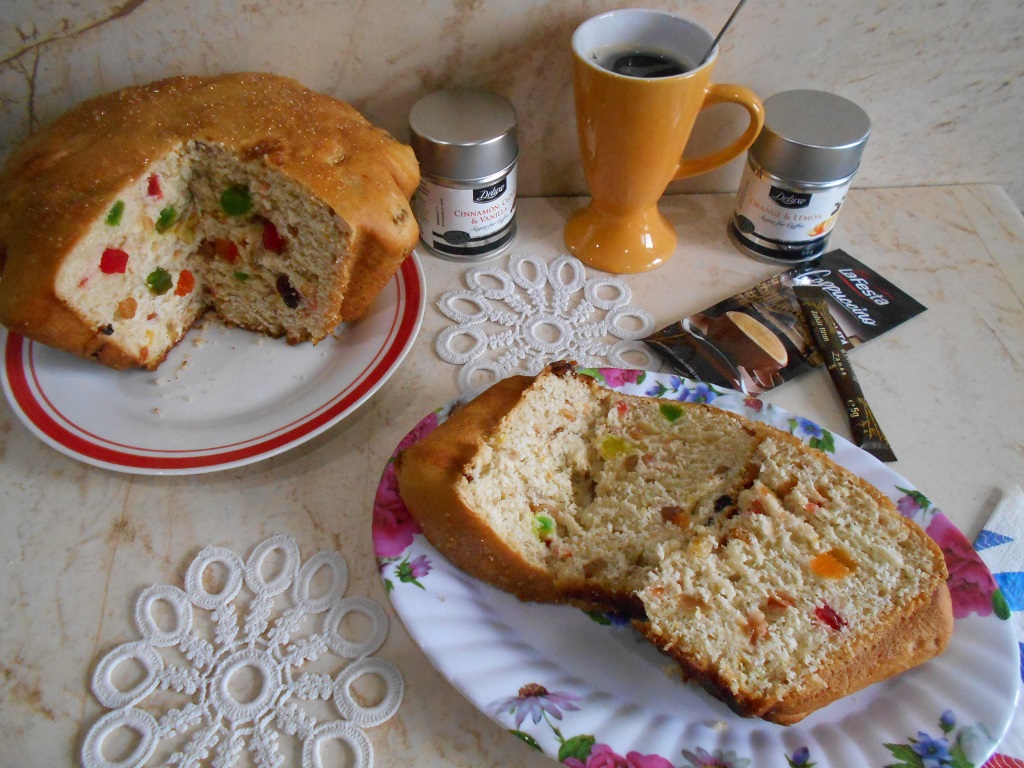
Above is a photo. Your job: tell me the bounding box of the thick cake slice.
[395,363,952,723]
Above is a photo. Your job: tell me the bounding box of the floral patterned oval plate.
[373,369,1019,768]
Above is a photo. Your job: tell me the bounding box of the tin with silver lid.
[409,88,518,261]
[729,89,871,264]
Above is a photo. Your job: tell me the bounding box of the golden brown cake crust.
[0,72,420,367]
[396,374,578,606]
[638,581,953,724]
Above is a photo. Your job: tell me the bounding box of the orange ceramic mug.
[565,9,764,273]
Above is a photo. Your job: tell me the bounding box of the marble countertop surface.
[1,185,1022,766]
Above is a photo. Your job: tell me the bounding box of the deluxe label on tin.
[728,89,871,265]
[408,88,519,262]
[732,164,851,256]
[413,167,518,259]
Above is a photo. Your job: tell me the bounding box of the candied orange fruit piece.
[116,296,137,320]
[810,549,856,579]
[214,238,240,263]
[175,269,195,297]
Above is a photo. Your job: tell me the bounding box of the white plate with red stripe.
[1,255,424,474]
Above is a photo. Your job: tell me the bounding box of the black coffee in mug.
[595,48,692,78]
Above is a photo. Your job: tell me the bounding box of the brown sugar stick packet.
[793,284,897,462]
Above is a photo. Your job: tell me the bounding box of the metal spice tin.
[409,88,518,261]
[729,89,871,265]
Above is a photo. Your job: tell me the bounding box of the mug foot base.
[564,203,677,274]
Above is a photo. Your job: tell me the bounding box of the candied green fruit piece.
[659,403,683,422]
[233,270,251,282]
[533,513,555,541]
[155,205,178,233]
[105,200,125,226]
[146,267,173,295]
[220,184,252,216]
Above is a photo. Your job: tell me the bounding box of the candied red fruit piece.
[616,401,629,416]
[100,248,130,274]
[815,603,848,631]
[262,219,285,253]
[147,174,163,199]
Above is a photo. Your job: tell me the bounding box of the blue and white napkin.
[977,487,1024,766]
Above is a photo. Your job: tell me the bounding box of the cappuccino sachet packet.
[643,249,926,397]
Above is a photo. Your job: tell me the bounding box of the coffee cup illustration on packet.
[642,249,926,395]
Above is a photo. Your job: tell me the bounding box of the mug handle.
[673,84,764,180]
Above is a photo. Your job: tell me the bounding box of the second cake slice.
[395,363,952,723]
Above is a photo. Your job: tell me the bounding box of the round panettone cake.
[0,72,420,370]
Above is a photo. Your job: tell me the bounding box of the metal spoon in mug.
[699,0,750,66]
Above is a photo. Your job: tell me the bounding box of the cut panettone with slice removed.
[0,72,420,370]
[395,363,953,723]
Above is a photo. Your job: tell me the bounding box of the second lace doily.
[436,253,661,394]
[81,534,401,768]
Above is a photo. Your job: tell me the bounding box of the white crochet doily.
[81,534,402,768]
[436,253,662,394]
